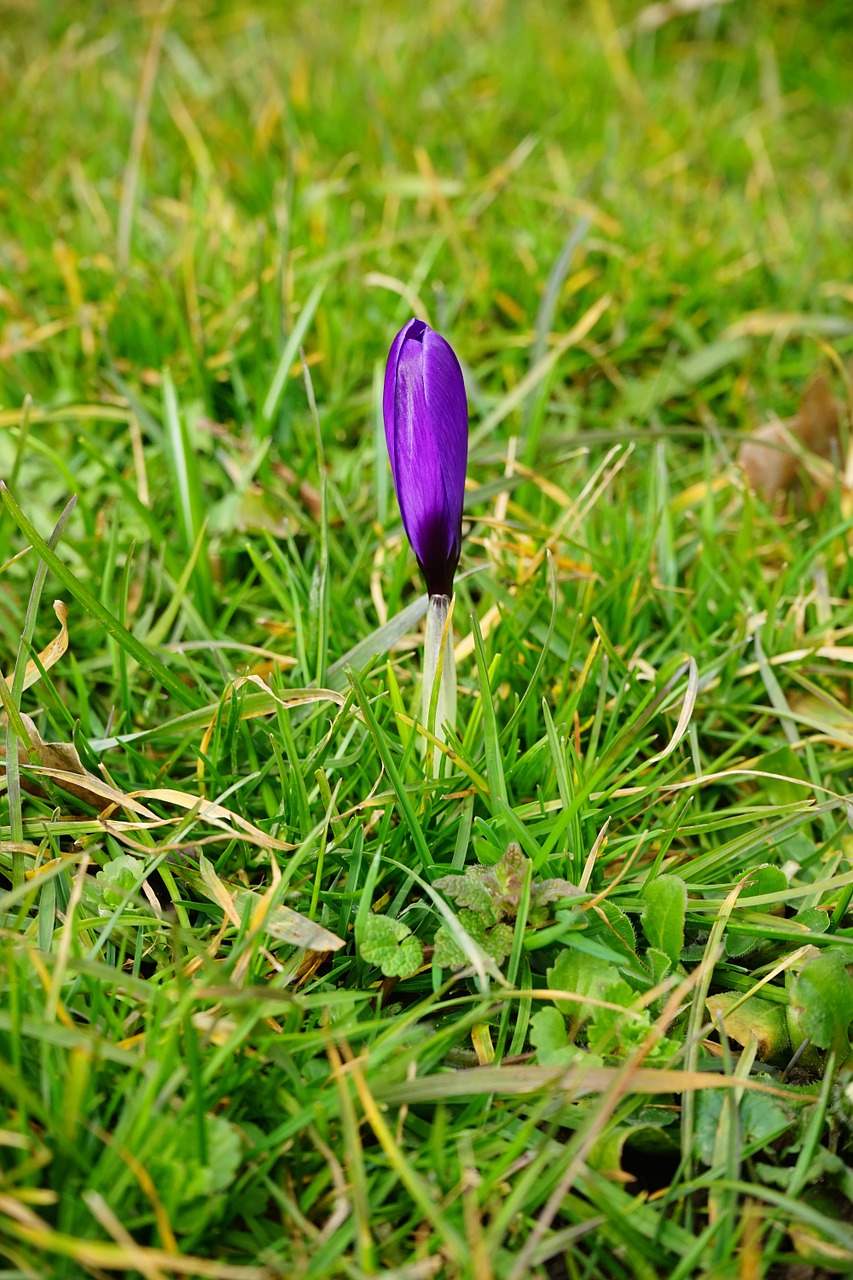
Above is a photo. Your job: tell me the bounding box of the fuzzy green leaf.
[529,876,580,926]
[434,869,494,915]
[642,874,687,967]
[646,947,672,986]
[433,910,514,968]
[361,914,423,978]
[590,900,637,965]
[435,842,527,920]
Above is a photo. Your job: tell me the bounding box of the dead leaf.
[0,713,156,814]
[738,421,800,501]
[2,600,68,691]
[195,854,343,952]
[789,1224,853,1269]
[29,769,158,818]
[789,692,853,747]
[235,887,344,952]
[129,786,296,851]
[706,992,790,1065]
[272,460,323,523]
[797,372,840,456]
[738,373,842,504]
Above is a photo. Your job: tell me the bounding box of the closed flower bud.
[383,318,468,597]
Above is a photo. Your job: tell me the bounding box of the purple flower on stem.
[383,318,468,597]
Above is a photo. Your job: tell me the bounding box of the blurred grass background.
[4,0,852,419]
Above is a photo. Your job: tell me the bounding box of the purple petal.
[421,326,468,539]
[382,319,422,495]
[382,318,468,596]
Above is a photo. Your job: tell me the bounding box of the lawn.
[3,1,853,1277]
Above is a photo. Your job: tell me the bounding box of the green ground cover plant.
[3,1,853,1276]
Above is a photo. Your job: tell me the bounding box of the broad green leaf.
[95,855,144,910]
[588,1123,679,1175]
[587,972,640,1055]
[204,1113,244,1195]
[695,1091,794,1167]
[433,911,514,968]
[759,745,810,808]
[432,927,465,969]
[791,950,853,1054]
[744,864,788,900]
[641,874,687,967]
[589,900,637,966]
[725,931,762,959]
[360,914,423,978]
[547,949,625,1023]
[794,908,830,934]
[529,1007,573,1066]
[145,1113,243,1233]
[646,947,672,986]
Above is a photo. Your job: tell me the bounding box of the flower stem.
[423,593,456,777]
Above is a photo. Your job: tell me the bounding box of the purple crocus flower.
[383,318,468,598]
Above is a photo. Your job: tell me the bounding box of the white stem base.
[423,593,456,777]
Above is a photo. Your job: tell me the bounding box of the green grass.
[3,1,853,1276]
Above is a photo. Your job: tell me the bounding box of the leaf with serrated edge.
[361,914,423,978]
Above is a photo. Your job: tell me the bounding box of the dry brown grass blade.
[376,1062,803,1106]
[23,769,157,819]
[0,1190,270,1278]
[132,787,295,852]
[2,600,68,691]
[196,854,344,952]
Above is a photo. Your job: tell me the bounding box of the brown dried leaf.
[2,713,156,814]
[706,991,790,1065]
[738,373,842,503]
[272,460,323,523]
[738,421,799,502]
[196,853,343,952]
[798,372,840,457]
